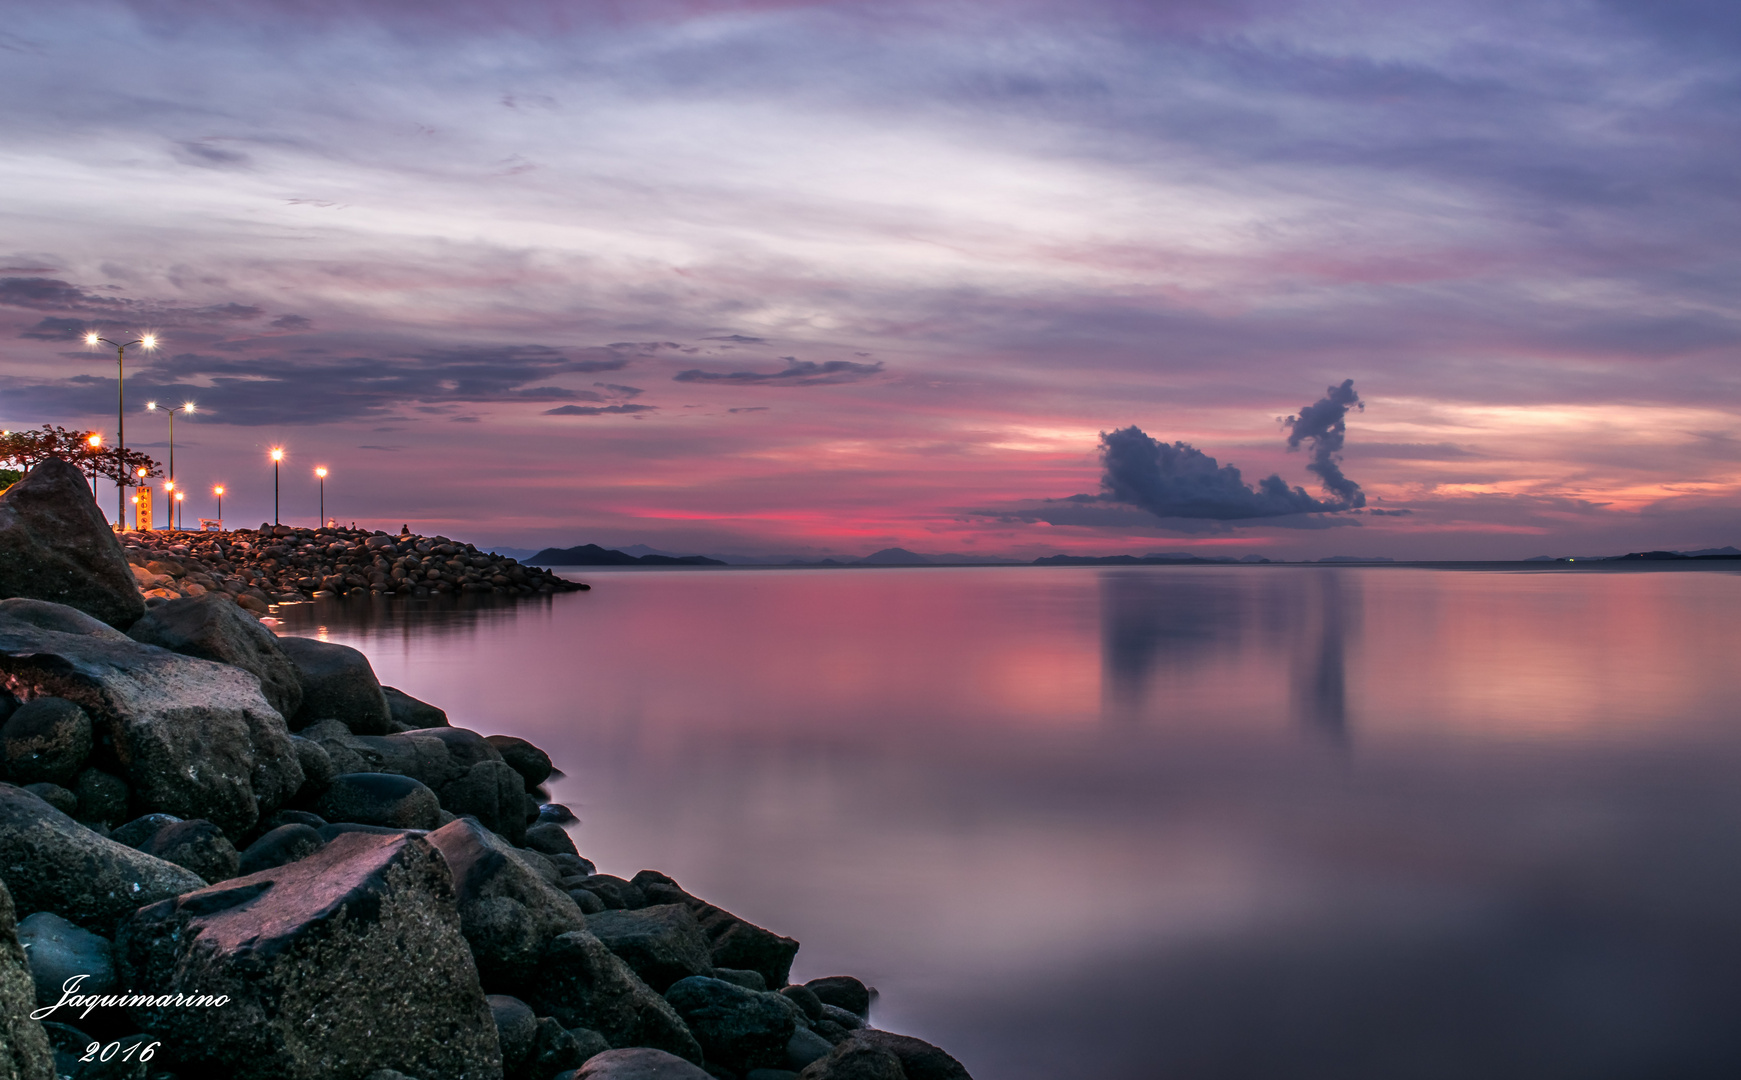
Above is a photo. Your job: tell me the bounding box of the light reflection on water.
[278,565,1741,1079]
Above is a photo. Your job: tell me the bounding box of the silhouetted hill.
[529,543,725,566]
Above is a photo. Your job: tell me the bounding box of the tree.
[0,425,163,488]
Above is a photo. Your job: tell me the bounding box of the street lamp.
[270,447,284,525]
[84,433,101,495]
[145,402,195,503]
[163,480,175,531]
[84,331,158,526]
[175,489,185,529]
[315,466,327,528]
[213,485,224,525]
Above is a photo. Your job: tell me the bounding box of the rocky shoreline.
[120,525,586,612]
[0,459,971,1080]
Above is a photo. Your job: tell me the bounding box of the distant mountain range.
[528,544,726,566]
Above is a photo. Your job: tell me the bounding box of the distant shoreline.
[543,558,1741,574]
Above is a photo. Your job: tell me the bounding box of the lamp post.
[163,480,175,531]
[145,402,195,505]
[84,331,158,526]
[175,489,185,530]
[84,433,101,495]
[315,466,327,528]
[214,485,224,527]
[270,447,284,525]
[134,466,148,531]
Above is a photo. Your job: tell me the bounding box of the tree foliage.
[0,425,164,486]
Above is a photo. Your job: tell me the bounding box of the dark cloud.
[173,139,252,169]
[1283,379,1366,508]
[18,316,87,340]
[1099,428,1352,521]
[673,358,884,385]
[593,383,644,398]
[270,314,312,331]
[728,406,768,413]
[543,403,657,416]
[0,277,126,311]
[973,494,1357,532]
[701,335,767,344]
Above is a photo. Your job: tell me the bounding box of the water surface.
[279,565,1741,1079]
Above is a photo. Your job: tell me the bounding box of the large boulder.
[277,636,392,734]
[586,905,715,993]
[126,594,303,720]
[0,877,55,1080]
[0,698,92,787]
[302,724,527,843]
[14,911,116,1005]
[313,773,442,831]
[425,817,588,988]
[524,931,703,1065]
[0,784,204,934]
[382,686,448,728]
[663,976,796,1073]
[0,458,144,630]
[632,872,800,989]
[573,1048,713,1080]
[795,1038,906,1080]
[0,600,303,836]
[116,831,500,1080]
[803,1033,972,1080]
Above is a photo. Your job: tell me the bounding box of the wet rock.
[523,931,703,1065]
[0,783,204,934]
[0,877,55,1080]
[664,975,797,1074]
[524,822,579,858]
[485,735,552,789]
[784,1029,833,1073]
[572,1048,713,1080]
[713,968,768,992]
[539,803,579,826]
[290,735,335,793]
[425,817,588,989]
[632,872,800,989]
[277,635,393,735]
[21,783,75,817]
[569,889,607,916]
[530,1016,587,1078]
[488,994,537,1074]
[585,905,715,993]
[383,686,449,728]
[0,457,145,629]
[568,1026,612,1062]
[794,1039,905,1080]
[237,823,324,875]
[110,813,180,851]
[14,911,116,1004]
[0,698,92,787]
[257,808,326,833]
[116,831,500,1080]
[313,773,442,831]
[136,818,239,883]
[820,1006,862,1031]
[439,759,529,846]
[126,594,304,720]
[835,1032,971,1080]
[803,978,870,1018]
[0,600,303,836]
[580,875,646,911]
[73,768,129,826]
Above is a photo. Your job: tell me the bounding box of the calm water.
[278,565,1741,1080]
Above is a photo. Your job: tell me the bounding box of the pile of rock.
[122,524,586,612]
[0,460,971,1080]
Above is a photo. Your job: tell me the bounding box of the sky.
[1,0,1737,560]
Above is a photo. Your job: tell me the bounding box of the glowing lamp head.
[183,402,196,413]
[164,481,174,492]
[315,467,327,478]
[214,486,224,496]
[140,334,157,349]
[146,401,158,412]
[175,491,184,502]
[86,434,101,448]
[135,466,147,478]
[270,448,284,462]
[84,332,99,345]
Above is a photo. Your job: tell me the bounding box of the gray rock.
[820,1005,862,1031]
[0,698,92,787]
[383,686,449,728]
[525,931,703,1065]
[831,1033,971,1080]
[439,759,529,846]
[126,594,304,720]
[73,768,129,826]
[116,831,500,1080]
[713,968,768,992]
[633,872,800,989]
[425,817,588,989]
[794,1039,905,1080]
[573,1048,713,1080]
[485,735,553,789]
[488,994,537,1074]
[524,821,579,858]
[0,783,204,934]
[314,773,442,831]
[530,1016,587,1078]
[0,877,55,1080]
[110,813,181,850]
[278,635,393,734]
[539,803,579,826]
[568,1026,611,1062]
[20,783,74,817]
[569,889,607,915]
[803,978,870,1018]
[0,457,145,629]
[256,808,326,832]
[664,976,797,1073]
[586,905,715,993]
[580,875,646,911]
[15,911,116,1004]
[237,823,324,875]
[551,854,595,879]
[290,735,335,793]
[137,818,239,883]
[0,600,303,836]
[778,986,824,1025]
[784,1029,833,1073]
